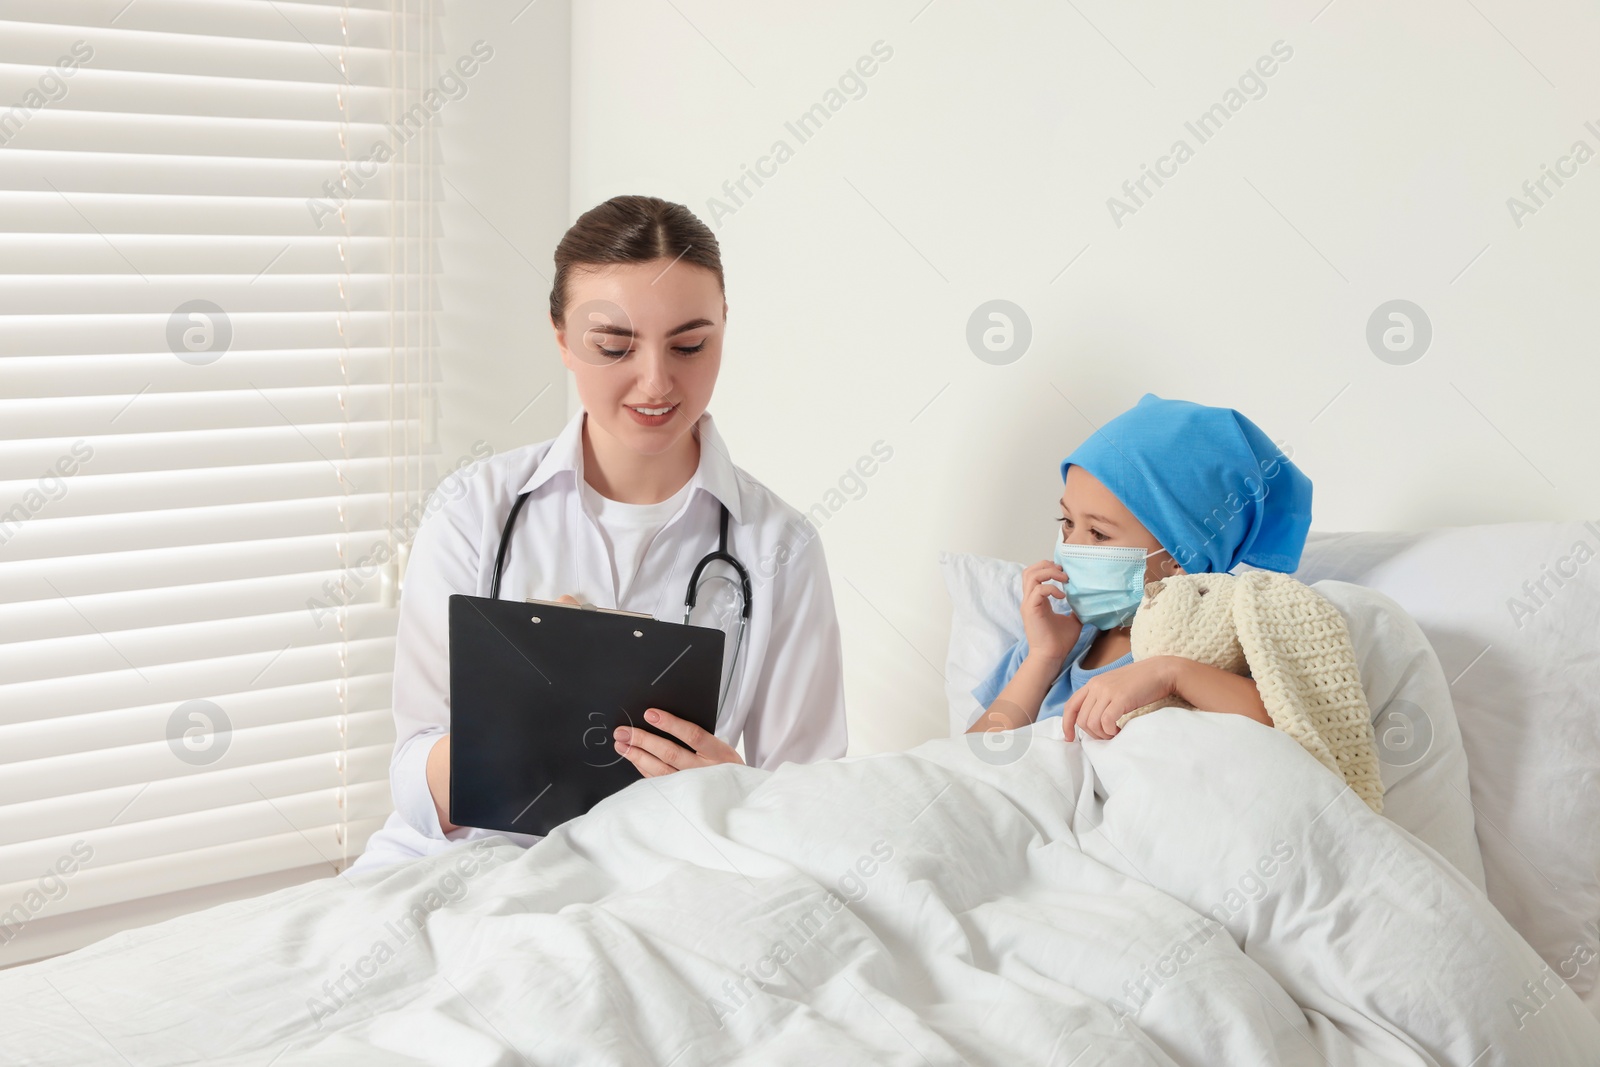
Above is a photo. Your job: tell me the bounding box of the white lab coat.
[353,408,848,870]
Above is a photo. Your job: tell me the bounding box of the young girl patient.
[967,393,1313,744]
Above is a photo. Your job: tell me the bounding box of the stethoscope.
[489,490,753,716]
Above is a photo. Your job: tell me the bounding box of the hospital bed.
[0,521,1596,1064]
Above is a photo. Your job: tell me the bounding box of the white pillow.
[939,552,1487,891]
[1292,523,1600,1015]
[939,551,1026,736]
[1298,579,1485,891]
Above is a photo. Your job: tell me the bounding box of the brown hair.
[548,196,724,326]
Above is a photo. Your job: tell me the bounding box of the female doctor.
[354,196,848,870]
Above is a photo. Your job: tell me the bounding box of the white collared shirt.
[353,408,847,868]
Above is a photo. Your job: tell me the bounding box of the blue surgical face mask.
[1052,535,1164,630]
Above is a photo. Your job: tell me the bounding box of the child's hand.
[1062,657,1178,742]
[1019,559,1083,666]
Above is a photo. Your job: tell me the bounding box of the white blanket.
[5,710,1597,1065]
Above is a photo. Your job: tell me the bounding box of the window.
[0,0,442,966]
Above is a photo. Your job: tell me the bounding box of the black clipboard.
[447,594,725,838]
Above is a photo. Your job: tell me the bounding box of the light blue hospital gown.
[971,625,1134,723]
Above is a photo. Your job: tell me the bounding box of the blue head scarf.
[1060,393,1312,574]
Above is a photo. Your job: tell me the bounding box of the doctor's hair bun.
[550,195,723,325]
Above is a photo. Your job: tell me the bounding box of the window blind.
[0,0,443,967]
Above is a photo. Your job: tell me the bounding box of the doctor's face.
[553,259,725,458]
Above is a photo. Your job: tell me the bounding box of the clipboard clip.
[523,596,654,620]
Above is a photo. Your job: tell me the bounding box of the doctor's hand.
[613,708,744,777]
[1062,656,1178,742]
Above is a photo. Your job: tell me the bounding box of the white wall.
[438,0,572,462]
[557,1,1599,756]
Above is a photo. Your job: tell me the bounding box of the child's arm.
[1063,656,1271,741]
[966,559,1083,735]
[1168,659,1272,726]
[968,650,1066,733]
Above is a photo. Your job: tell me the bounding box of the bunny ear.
[1229,571,1385,814]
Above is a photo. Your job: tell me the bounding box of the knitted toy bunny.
[1116,570,1385,815]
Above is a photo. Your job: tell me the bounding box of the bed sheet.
[2,709,1595,1065]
